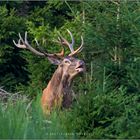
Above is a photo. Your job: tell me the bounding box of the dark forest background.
[0,0,140,139]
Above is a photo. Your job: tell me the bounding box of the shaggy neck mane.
[49,67,72,95]
[46,67,73,108]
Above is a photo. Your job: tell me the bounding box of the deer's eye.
[64,60,70,64]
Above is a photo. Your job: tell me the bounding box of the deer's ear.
[47,56,61,65]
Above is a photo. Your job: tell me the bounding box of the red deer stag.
[13,30,85,114]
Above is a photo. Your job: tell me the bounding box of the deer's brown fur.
[41,67,72,114]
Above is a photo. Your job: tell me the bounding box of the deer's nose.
[79,60,85,66]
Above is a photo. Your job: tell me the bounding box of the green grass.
[0,95,74,139]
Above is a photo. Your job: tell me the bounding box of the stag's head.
[57,56,85,80]
[48,30,85,80]
[13,30,85,81]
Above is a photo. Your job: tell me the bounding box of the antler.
[13,30,83,58]
[55,29,84,56]
[13,32,64,58]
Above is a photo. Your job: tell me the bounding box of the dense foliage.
[0,1,140,139]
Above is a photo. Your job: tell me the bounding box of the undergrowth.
[0,95,74,139]
[0,80,140,139]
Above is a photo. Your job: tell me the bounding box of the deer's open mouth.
[76,64,86,72]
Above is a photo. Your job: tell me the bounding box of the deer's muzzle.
[75,60,86,72]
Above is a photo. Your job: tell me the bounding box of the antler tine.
[56,30,75,53]
[13,39,17,47]
[35,38,40,47]
[19,32,24,43]
[54,30,83,56]
[66,29,74,52]
[24,31,28,44]
[35,36,64,58]
[13,32,47,57]
[13,36,26,49]
[69,36,84,56]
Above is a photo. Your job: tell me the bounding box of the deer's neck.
[42,68,73,112]
[49,68,72,95]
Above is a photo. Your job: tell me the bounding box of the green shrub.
[60,85,140,139]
